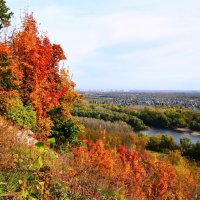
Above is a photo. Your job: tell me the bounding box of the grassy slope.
[0,117,200,199]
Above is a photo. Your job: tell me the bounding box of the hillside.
[0,117,200,199]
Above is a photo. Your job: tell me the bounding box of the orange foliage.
[59,68,82,117]
[113,147,177,199]
[52,140,199,200]
[11,14,66,117]
[74,140,114,176]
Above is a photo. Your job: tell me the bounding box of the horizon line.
[77,89,200,93]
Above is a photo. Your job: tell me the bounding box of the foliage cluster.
[139,107,200,130]
[6,98,37,131]
[50,117,82,149]
[72,103,200,131]
[0,117,62,199]
[146,133,177,153]
[144,134,200,161]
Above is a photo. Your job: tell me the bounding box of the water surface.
[137,128,200,144]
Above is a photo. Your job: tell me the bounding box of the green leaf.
[30,193,41,199]
[49,150,56,159]
[35,142,44,148]
[0,187,3,194]
[38,181,44,194]
[35,142,45,153]
[47,137,56,145]
[22,189,29,198]
[27,174,35,181]
[33,156,43,169]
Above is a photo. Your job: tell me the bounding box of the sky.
[5,0,200,91]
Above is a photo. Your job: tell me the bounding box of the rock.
[16,129,38,146]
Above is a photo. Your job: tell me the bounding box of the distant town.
[79,91,200,110]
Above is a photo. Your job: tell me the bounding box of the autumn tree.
[0,13,81,136]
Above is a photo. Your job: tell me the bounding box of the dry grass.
[78,117,136,149]
[0,117,22,170]
[0,116,38,171]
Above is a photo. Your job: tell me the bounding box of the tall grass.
[78,117,137,149]
[0,117,30,198]
[0,117,22,170]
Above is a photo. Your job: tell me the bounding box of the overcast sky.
[6,0,200,90]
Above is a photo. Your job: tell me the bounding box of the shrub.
[160,134,177,152]
[49,182,66,199]
[186,141,200,161]
[146,134,162,152]
[6,98,36,131]
[50,117,81,148]
[136,132,149,151]
[190,121,200,131]
[146,134,177,153]
[127,116,148,131]
[180,137,192,153]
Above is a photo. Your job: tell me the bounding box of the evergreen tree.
[0,0,13,29]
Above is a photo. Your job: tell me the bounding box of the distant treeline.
[72,104,148,131]
[72,104,200,131]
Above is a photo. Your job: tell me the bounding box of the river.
[136,128,200,144]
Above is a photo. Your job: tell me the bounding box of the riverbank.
[175,128,200,136]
